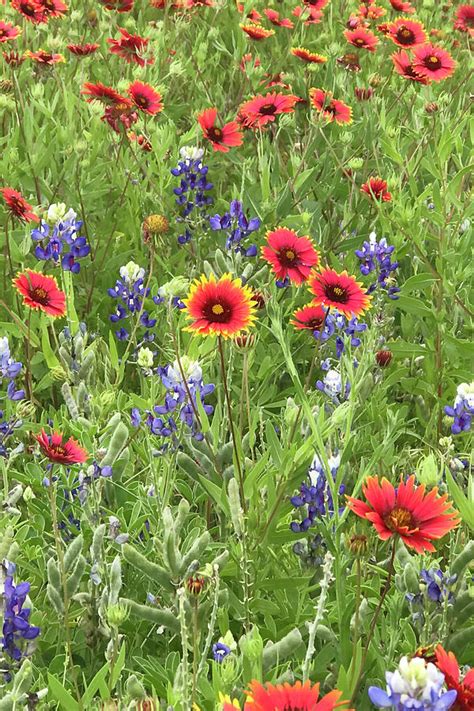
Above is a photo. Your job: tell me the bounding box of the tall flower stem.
[349,540,397,706]
[302,551,334,681]
[25,310,33,401]
[218,336,246,513]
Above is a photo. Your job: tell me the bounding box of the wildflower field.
[0,0,473,709]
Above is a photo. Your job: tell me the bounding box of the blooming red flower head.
[11,0,46,23]
[99,0,134,10]
[2,50,26,66]
[389,0,415,13]
[309,88,352,125]
[412,43,456,82]
[107,28,153,66]
[236,3,262,22]
[262,228,320,285]
[82,82,129,105]
[240,23,275,40]
[346,475,460,554]
[454,5,474,36]
[386,18,427,47]
[0,21,22,42]
[128,81,163,115]
[67,43,99,56]
[303,0,330,10]
[358,3,386,20]
[291,303,327,331]
[243,679,348,711]
[434,645,474,711]
[102,102,138,133]
[263,9,293,28]
[291,47,327,64]
[13,269,66,317]
[361,177,392,202]
[197,108,243,152]
[392,50,430,83]
[344,27,379,51]
[1,187,38,222]
[293,5,323,25]
[183,273,257,338]
[35,428,88,465]
[39,0,68,18]
[308,268,372,317]
[239,92,299,128]
[26,49,65,64]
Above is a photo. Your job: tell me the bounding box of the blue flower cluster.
[1,337,24,459]
[171,147,213,245]
[293,533,327,568]
[1,561,40,675]
[313,310,367,359]
[209,199,260,256]
[108,262,153,341]
[212,641,231,663]
[444,383,473,434]
[132,360,215,449]
[316,363,351,403]
[290,453,345,533]
[31,207,90,274]
[355,232,400,299]
[406,568,457,614]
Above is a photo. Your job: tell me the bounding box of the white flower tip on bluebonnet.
[137,347,154,369]
[456,382,474,410]
[168,357,202,386]
[179,146,204,161]
[46,203,67,223]
[119,261,145,285]
[324,369,343,394]
[0,336,10,358]
[159,276,189,298]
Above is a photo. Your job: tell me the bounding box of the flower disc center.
[384,506,414,531]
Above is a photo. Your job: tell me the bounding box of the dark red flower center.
[134,94,149,108]
[425,55,442,70]
[303,317,324,329]
[384,506,414,531]
[354,37,366,46]
[9,197,27,215]
[207,126,223,142]
[20,2,38,16]
[51,444,66,456]
[30,287,49,305]
[324,283,349,304]
[204,300,232,323]
[259,103,277,115]
[396,27,416,44]
[277,248,298,266]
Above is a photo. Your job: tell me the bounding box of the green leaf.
[41,318,60,368]
[445,468,474,531]
[110,641,126,690]
[47,673,80,711]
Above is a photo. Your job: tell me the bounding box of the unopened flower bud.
[233,333,256,351]
[376,349,393,367]
[106,602,130,627]
[137,347,154,369]
[354,87,374,101]
[186,575,206,596]
[16,400,35,419]
[348,532,369,556]
[368,73,382,87]
[425,102,438,114]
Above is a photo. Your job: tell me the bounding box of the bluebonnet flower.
[293,533,327,568]
[143,359,215,448]
[31,205,90,274]
[368,655,457,710]
[316,368,350,403]
[108,261,153,341]
[209,199,260,256]
[444,383,474,434]
[212,642,231,663]
[0,337,24,402]
[355,231,400,299]
[310,310,367,358]
[171,147,213,245]
[1,562,40,675]
[290,453,345,533]
[421,568,457,603]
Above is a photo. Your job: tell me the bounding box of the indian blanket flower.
[263,8,293,28]
[309,268,371,318]
[392,49,430,84]
[368,655,457,710]
[35,428,88,465]
[240,23,275,40]
[1,562,40,668]
[128,80,163,115]
[435,646,474,711]
[11,0,46,23]
[1,187,38,223]
[309,88,352,125]
[13,270,66,317]
[291,303,327,331]
[197,108,243,152]
[107,28,153,66]
[31,205,90,273]
[344,27,379,51]
[262,228,320,285]
[444,382,474,434]
[82,81,128,105]
[386,18,427,47]
[291,453,344,532]
[209,199,260,256]
[346,475,460,554]
[291,47,327,64]
[389,0,415,12]
[99,0,134,9]
[361,177,392,202]
[412,44,456,82]
[454,5,474,36]
[0,21,22,42]
[67,43,99,56]
[26,49,65,64]
[183,273,257,338]
[40,0,68,18]
[244,679,346,710]
[239,92,300,129]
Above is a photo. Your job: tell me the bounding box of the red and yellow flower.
[454,5,474,36]
[13,270,66,317]
[291,47,327,64]
[1,187,38,223]
[183,273,257,338]
[412,43,456,82]
[361,177,392,202]
[99,0,134,10]
[240,23,275,40]
[386,18,427,47]
[35,429,88,465]
[308,268,371,318]
[434,645,474,711]
[346,475,460,554]
[389,0,415,13]
[309,88,352,125]
[40,0,68,18]
[262,228,320,285]
[107,28,154,66]
[82,82,129,105]
[263,8,293,28]
[0,21,22,42]
[243,679,348,710]
[128,81,163,115]
[67,43,99,56]
[197,108,243,152]
[11,0,46,24]
[239,92,300,128]
[26,49,65,64]
[391,50,430,83]
[291,304,327,331]
[344,27,379,51]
